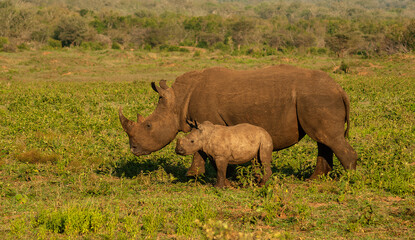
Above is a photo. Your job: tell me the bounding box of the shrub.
[159,44,189,52]
[193,50,201,57]
[2,43,17,52]
[340,61,350,73]
[144,28,166,47]
[213,42,231,52]
[0,37,9,50]
[111,42,121,50]
[307,47,328,55]
[403,20,415,51]
[80,41,106,50]
[53,15,88,47]
[17,43,29,50]
[196,41,208,49]
[31,29,49,43]
[48,38,62,49]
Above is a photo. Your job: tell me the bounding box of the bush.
[0,37,9,50]
[403,20,415,51]
[31,29,49,43]
[340,61,350,73]
[2,43,17,52]
[307,47,328,55]
[80,41,106,50]
[213,42,231,52]
[17,43,29,50]
[262,46,279,56]
[193,50,201,57]
[53,16,88,47]
[159,44,189,52]
[196,41,208,49]
[111,42,121,50]
[48,38,62,49]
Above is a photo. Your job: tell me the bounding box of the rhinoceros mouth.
[131,148,152,156]
[175,147,186,156]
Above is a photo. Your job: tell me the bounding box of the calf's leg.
[213,157,229,188]
[258,142,273,186]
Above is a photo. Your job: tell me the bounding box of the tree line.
[0,0,414,57]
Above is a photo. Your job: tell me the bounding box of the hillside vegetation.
[1,0,415,56]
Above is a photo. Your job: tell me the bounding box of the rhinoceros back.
[174,65,347,150]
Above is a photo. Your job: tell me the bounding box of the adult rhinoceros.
[119,65,357,179]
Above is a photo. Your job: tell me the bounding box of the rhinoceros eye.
[190,140,194,143]
[146,122,152,129]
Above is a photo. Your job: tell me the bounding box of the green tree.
[403,20,415,51]
[325,33,351,57]
[53,15,89,47]
[229,17,257,48]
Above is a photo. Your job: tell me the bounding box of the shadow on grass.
[94,156,190,182]
[271,163,315,180]
[96,155,316,185]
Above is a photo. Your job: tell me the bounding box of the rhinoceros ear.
[159,80,168,90]
[119,107,135,133]
[151,80,169,96]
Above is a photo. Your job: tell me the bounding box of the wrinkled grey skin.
[175,121,273,188]
[119,65,358,179]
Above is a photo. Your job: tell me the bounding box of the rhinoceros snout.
[130,145,151,156]
[175,139,186,155]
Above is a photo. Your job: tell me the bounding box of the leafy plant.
[236,158,263,187]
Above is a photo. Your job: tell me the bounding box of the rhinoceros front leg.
[186,151,207,176]
[213,157,230,188]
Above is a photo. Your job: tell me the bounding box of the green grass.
[0,49,414,239]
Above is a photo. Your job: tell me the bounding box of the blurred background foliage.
[0,0,414,56]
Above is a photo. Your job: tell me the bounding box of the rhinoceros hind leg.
[186,151,207,176]
[325,137,357,170]
[309,142,333,180]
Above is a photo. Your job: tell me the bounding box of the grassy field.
[0,48,414,239]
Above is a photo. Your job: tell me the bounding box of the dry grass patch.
[16,149,59,164]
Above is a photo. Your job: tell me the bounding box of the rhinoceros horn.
[119,107,136,133]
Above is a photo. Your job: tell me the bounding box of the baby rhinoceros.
[175,121,273,188]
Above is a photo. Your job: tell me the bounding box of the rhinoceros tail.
[342,90,351,138]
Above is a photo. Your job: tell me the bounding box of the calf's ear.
[186,119,198,129]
